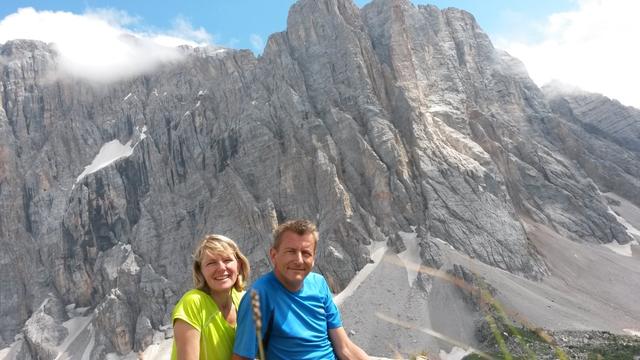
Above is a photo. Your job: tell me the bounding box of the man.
[232,219,369,360]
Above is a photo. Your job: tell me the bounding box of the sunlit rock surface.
[1,0,639,358]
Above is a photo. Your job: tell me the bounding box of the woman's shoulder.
[178,288,210,305]
[172,289,212,323]
[232,288,246,304]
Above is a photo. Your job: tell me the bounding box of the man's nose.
[294,251,303,263]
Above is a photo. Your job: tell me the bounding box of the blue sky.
[0,0,577,51]
[1,0,639,108]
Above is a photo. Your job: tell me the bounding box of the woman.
[171,234,250,360]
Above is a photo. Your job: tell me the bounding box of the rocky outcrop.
[23,296,68,360]
[1,0,638,357]
[543,81,640,207]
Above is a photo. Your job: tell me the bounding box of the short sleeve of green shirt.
[171,288,243,360]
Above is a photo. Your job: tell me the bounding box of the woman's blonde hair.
[192,234,250,292]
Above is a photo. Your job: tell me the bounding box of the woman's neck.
[208,288,237,325]
[209,289,233,311]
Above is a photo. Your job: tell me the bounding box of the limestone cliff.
[0,0,637,358]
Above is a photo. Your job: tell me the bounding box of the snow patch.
[333,241,387,306]
[37,297,51,311]
[75,127,147,185]
[106,288,123,301]
[603,241,638,257]
[327,246,344,260]
[434,237,456,251]
[121,252,140,275]
[53,315,94,360]
[428,104,456,113]
[81,326,95,360]
[606,206,640,240]
[602,192,640,237]
[197,89,207,97]
[75,306,91,316]
[397,229,422,286]
[123,93,133,101]
[139,126,148,140]
[65,303,92,318]
[603,205,640,257]
[0,347,10,359]
[624,328,640,337]
[139,337,174,359]
[102,247,132,281]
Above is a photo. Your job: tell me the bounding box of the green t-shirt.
[171,288,244,360]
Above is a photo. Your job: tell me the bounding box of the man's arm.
[173,320,200,360]
[329,327,369,360]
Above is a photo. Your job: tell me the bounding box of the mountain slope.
[1,0,639,358]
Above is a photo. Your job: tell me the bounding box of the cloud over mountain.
[0,7,216,82]
[498,0,640,108]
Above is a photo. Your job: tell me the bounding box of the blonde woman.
[172,234,250,360]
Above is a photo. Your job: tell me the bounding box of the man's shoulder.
[250,271,277,291]
[305,272,328,286]
[300,272,332,296]
[306,272,325,281]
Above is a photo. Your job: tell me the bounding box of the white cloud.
[496,0,640,108]
[169,16,213,44]
[0,7,216,83]
[250,34,265,52]
[84,8,140,27]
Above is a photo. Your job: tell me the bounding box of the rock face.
[542,81,640,207]
[0,0,638,357]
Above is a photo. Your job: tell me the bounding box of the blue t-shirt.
[233,272,342,360]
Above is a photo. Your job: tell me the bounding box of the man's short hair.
[273,219,318,250]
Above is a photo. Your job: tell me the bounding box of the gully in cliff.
[232,219,370,360]
[171,235,251,359]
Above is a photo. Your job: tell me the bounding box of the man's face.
[270,231,316,292]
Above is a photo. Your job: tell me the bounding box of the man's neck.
[273,272,303,292]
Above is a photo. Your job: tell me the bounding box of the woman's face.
[200,250,239,294]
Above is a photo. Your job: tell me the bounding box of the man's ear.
[269,247,277,265]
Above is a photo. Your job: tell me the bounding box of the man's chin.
[286,273,306,282]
